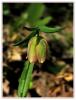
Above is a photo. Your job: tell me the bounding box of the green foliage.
[18,60,29,96]
[18,60,34,97]
[3,3,73,97]
[36,16,52,26]
[13,30,37,46]
[14,26,63,48]
[13,23,64,97]
[3,3,54,32]
[27,3,45,26]
[38,26,63,33]
[15,25,64,96]
[22,62,34,97]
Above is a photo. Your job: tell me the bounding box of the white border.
[0,0,75,100]
[0,0,2,98]
[1,0,75,3]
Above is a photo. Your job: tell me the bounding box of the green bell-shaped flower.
[27,35,38,63]
[36,38,48,63]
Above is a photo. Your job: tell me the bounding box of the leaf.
[18,60,30,96]
[18,61,34,97]
[13,30,37,46]
[22,62,34,97]
[38,26,63,33]
[23,26,37,31]
[36,16,52,26]
[27,3,45,26]
[19,61,30,81]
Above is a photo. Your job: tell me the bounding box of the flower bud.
[27,35,38,63]
[36,38,48,63]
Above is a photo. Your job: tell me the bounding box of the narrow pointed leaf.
[22,63,34,97]
[23,26,36,31]
[13,30,36,46]
[18,60,30,96]
[39,26,64,33]
[36,16,52,26]
[18,61,34,97]
[19,61,30,82]
[18,80,25,97]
